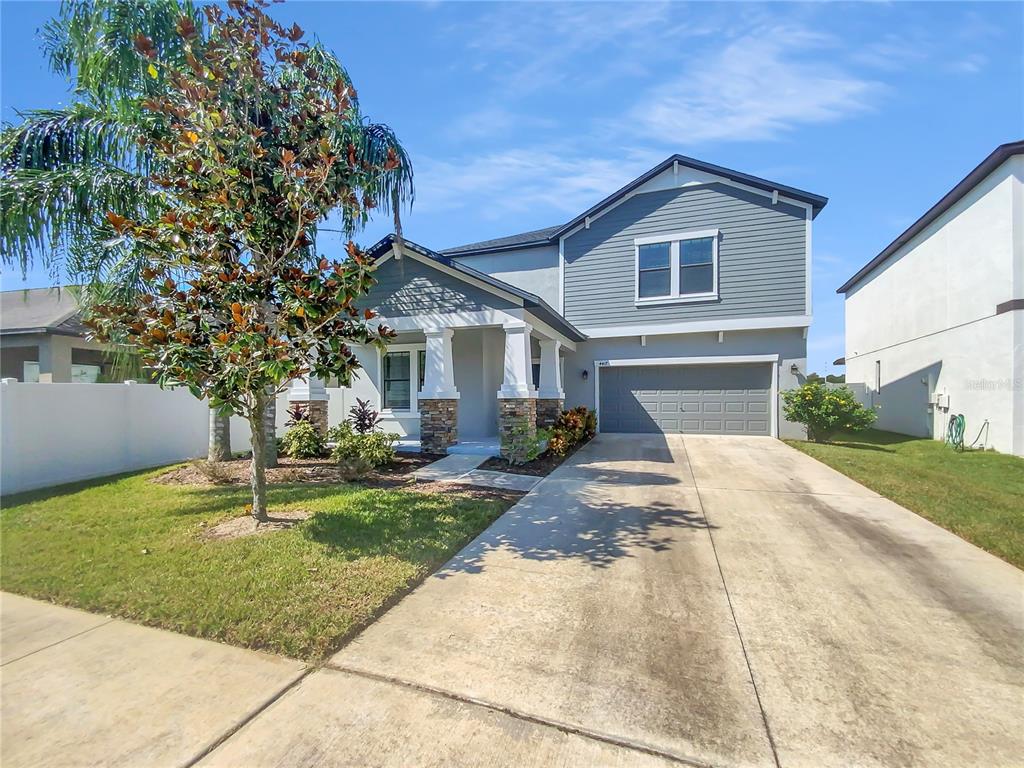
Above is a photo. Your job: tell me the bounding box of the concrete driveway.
[205,434,1024,768]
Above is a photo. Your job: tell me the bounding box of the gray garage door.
[599,364,772,435]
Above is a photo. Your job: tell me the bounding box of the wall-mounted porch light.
[582,369,589,381]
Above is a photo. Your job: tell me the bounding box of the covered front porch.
[377,321,572,456]
[290,236,585,460]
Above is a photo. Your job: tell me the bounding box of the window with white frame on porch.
[381,346,426,412]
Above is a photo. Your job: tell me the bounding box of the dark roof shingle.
[442,225,563,255]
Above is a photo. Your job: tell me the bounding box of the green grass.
[787,429,1024,569]
[0,469,511,660]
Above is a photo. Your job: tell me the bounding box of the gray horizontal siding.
[563,183,807,327]
[360,256,517,318]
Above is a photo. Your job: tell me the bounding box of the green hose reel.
[946,413,965,452]
[946,414,990,452]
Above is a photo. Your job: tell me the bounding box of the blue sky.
[2,1,1021,374]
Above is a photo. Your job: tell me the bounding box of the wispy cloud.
[445,107,555,142]
[626,26,881,145]
[461,2,699,94]
[413,147,659,223]
[948,53,988,74]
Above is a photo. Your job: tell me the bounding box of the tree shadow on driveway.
[436,493,713,576]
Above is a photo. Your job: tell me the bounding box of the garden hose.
[968,419,990,450]
[946,413,965,452]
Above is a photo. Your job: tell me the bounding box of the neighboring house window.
[71,364,101,383]
[634,229,719,304]
[383,352,411,410]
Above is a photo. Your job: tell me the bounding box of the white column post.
[498,322,536,399]
[537,339,564,399]
[287,375,328,403]
[420,327,459,400]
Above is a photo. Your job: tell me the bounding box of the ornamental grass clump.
[782,380,876,443]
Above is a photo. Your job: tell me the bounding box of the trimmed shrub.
[331,426,398,469]
[547,406,596,457]
[782,381,876,442]
[281,421,326,458]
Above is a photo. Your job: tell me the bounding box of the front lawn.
[787,429,1024,569]
[0,468,515,660]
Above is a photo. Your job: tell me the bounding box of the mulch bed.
[153,452,435,488]
[479,440,591,477]
[153,453,525,508]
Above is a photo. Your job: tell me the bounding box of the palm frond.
[2,102,149,176]
[359,121,415,217]
[0,163,157,275]
[42,0,201,105]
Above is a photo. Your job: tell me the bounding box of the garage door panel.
[600,364,772,435]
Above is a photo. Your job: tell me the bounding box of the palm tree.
[1,0,414,463]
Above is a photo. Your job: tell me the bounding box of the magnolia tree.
[86,0,402,520]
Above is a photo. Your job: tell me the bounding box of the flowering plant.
[781,381,876,442]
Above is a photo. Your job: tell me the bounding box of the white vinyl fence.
[0,381,259,495]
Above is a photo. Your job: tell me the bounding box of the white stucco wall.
[1,381,256,495]
[844,155,1022,455]
[450,245,560,307]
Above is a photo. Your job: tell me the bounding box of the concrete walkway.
[4,435,1022,767]
[412,452,541,492]
[0,593,305,768]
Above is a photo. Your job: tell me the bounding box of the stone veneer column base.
[499,398,537,463]
[535,398,564,429]
[293,400,329,436]
[420,399,458,454]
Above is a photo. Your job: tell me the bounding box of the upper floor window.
[634,229,719,305]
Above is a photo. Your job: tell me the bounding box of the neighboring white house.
[837,140,1024,456]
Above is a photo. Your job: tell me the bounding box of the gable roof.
[442,225,562,256]
[442,153,828,257]
[0,287,88,337]
[837,140,1024,294]
[366,235,587,342]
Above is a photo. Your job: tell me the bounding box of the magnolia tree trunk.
[248,392,270,523]
[208,407,232,462]
[263,391,278,468]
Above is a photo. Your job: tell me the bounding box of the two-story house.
[304,154,827,454]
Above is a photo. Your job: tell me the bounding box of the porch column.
[419,327,459,454]
[497,322,537,462]
[288,374,329,436]
[536,338,564,429]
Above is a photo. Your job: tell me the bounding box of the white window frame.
[379,343,426,417]
[634,229,719,306]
